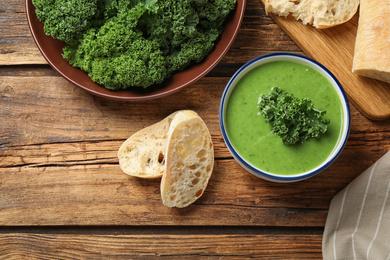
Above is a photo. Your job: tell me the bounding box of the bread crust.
[263,0,359,29]
[352,0,390,84]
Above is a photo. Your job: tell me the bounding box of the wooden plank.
[0,76,226,146]
[0,232,323,258]
[258,1,390,120]
[0,0,47,65]
[2,75,388,151]
[1,75,389,226]
[0,151,382,226]
[0,161,326,226]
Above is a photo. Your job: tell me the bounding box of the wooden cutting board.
[260,4,390,121]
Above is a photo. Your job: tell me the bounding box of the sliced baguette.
[263,0,359,29]
[117,111,178,178]
[311,0,359,29]
[352,0,390,84]
[161,110,214,208]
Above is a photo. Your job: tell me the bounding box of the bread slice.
[117,111,178,178]
[161,110,214,208]
[312,0,359,29]
[262,0,359,29]
[352,0,390,84]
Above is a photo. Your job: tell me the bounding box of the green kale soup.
[225,60,344,175]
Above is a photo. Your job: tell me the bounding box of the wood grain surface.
[259,1,390,120]
[0,231,323,258]
[1,0,390,258]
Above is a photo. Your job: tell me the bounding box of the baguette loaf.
[161,110,214,208]
[263,0,359,29]
[117,111,178,178]
[352,0,390,84]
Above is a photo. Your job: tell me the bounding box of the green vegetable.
[32,0,103,44]
[258,87,330,145]
[32,0,236,89]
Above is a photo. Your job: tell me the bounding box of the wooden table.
[1,0,389,258]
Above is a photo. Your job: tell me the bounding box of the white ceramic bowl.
[219,53,351,183]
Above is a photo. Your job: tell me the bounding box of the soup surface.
[225,60,344,175]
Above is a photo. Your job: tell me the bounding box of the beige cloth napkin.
[323,150,390,260]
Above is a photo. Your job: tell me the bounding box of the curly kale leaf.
[258,87,330,145]
[62,4,168,90]
[32,0,103,44]
[138,0,235,54]
[167,29,219,73]
[196,0,237,29]
[139,0,234,74]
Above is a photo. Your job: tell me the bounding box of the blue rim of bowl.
[219,52,351,182]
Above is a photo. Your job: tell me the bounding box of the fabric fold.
[323,150,390,260]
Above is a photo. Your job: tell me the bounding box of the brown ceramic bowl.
[26,0,246,101]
